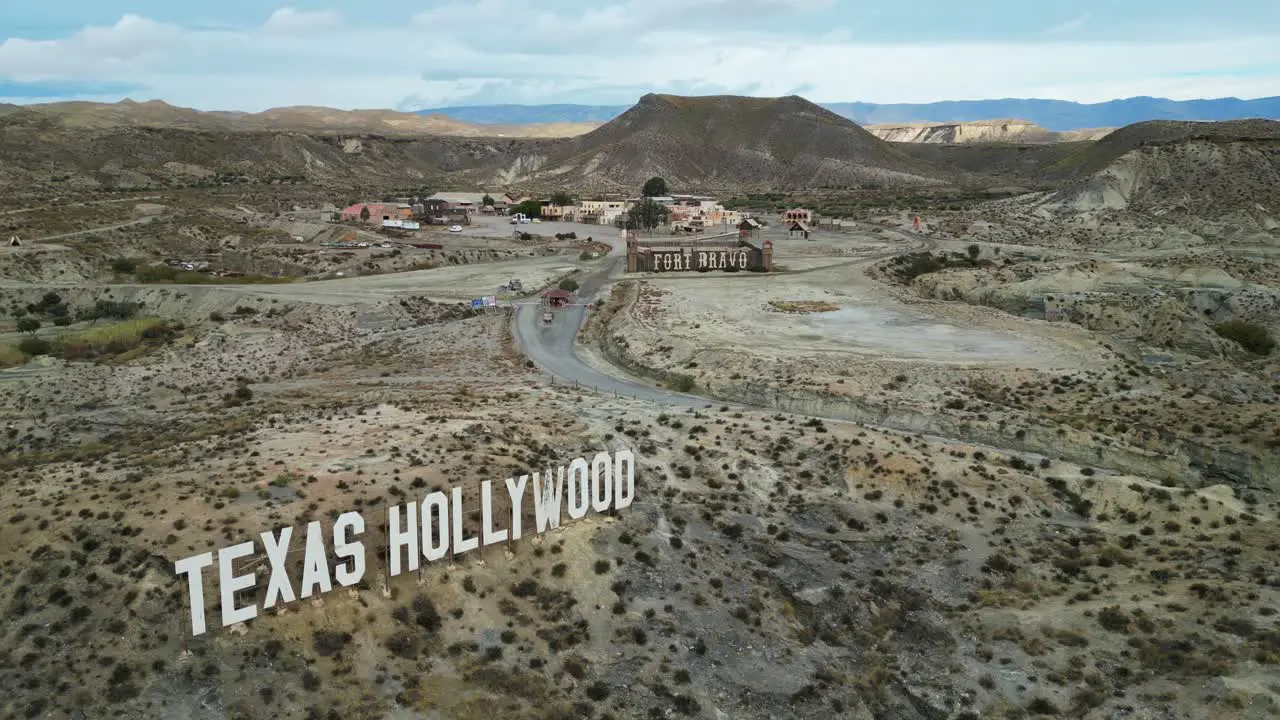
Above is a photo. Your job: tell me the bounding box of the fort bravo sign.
[624,229,773,273]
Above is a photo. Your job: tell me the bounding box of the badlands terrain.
[0,94,1278,720]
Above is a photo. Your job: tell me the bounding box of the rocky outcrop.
[1039,138,1280,215]
[865,119,1113,145]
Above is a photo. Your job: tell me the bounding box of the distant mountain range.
[417,96,1280,132]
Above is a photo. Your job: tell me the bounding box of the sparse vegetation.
[1213,321,1274,356]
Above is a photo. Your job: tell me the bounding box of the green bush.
[1213,321,1274,356]
[890,248,952,279]
[668,374,696,393]
[17,337,53,357]
[558,278,580,292]
[110,257,140,274]
[57,317,177,360]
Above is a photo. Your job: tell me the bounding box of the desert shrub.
[1213,321,1274,356]
[558,278,580,292]
[385,630,419,659]
[668,374,696,392]
[413,594,441,632]
[110,257,140,273]
[892,252,949,282]
[312,629,352,657]
[1026,698,1060,715]
[57,317,176,360]
[83,299,142,322]
[16,317,39,334]
[16,337,53,357]
[1097,605,1130,632]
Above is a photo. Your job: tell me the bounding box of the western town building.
[781,208,814,224]
[579,200,629,225]
[542,288,572,308]
[340,202,414,225]
[426,192,512,212]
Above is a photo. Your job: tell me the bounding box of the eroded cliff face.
[866,119,1113,144]
[1039,139,1280,215]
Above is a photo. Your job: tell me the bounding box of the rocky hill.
[1036,119,1280,215]
[0,99,598,138]
[0,109,550,195]
[421,95,1280,131]
[866,119,1113,144]
[515,93,946,192]
[6,97,1277,199]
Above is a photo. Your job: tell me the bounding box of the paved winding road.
[512,238,713,407]
[511,226,932,409]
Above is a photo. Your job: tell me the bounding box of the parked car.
[542,312,553,324]
[448,225,463,233]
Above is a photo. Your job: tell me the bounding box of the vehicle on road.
[542,312,553,325]
[448,225,463,233]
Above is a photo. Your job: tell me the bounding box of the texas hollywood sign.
[173,448,636,636]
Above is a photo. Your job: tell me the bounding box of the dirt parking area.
[625,265,1096,368]
[455,216,616,244]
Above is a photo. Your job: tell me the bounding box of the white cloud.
[1046,13,1091,36]
[0,14,178,80]
[2,7,1279,111]
[262,8,342,35]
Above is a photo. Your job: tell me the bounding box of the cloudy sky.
[1,1,1278,111]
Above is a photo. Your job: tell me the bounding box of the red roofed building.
[543,288,572,308]
[781,208,813,224]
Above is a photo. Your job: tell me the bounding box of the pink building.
[340,202,413,225]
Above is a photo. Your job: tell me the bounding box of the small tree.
[967,244,980,265]
[511,200,543,218]
[550,190,572,206]
[482,194,494,206]
[16,317,40,335]
[359,205,371,221]
[641,177,668,198]
[628,199,670,233]
[558,278,580,292]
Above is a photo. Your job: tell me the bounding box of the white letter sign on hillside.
[175,448,636,636]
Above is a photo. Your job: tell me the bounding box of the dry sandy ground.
[243,254,583,304]
[3,346,1275,719]
[1,209,1276,720]
[628,266,1094,368]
